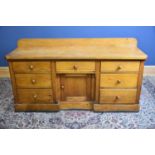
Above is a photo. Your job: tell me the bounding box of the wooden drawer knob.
[115,96,120,100]
[116,80,121,84]
[73,65,78,70]
[117,65,122,70]
[61,85,65,89]
[33,94,37,99]
[29,65,34,70]
[31,79,36,84]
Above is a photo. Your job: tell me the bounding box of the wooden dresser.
[6,38,147,112]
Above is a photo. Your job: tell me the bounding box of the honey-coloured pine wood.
[12,61,51,73]
[16,89,53,104]
[5,38,147,112]
[17,38,138,48]
[15,104,59,112]
[15,74,52,88]
[93,104,139,112]
[59,74,95,102]
[100,89,137,104]
[100,73,138,88]
[101,61,140,73]
[56,61,95,73]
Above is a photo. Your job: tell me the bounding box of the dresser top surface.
[6,38,147,60]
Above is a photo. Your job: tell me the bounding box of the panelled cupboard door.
[59,74,95,102]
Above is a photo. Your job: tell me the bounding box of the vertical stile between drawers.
[95,61,101,104]
[51,61,57,104]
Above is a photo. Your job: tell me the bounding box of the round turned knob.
[33,94,37,99]
[116,80,121,84]
[31,79,36,84]
[29,65,34,70]
[115,96,120,100]
[61,85,64,89]
[117,65,122,70]
[73,65,78,70]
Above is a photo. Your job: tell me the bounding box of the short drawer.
[12,61,51,73]
[100,89,137,104]
[101,61,140,72]
[17,89,53,103]
[56,61,95,73]
[100,74,138,88]
[15,74,52,88]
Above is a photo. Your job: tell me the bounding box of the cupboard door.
[59,74,95,102]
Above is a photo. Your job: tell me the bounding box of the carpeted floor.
[0,76,155,129]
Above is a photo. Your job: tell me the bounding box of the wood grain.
[60,101,93,110]
[8,62,17,103]
[5,38,147,112]
[94,104,139,112]
[15,104,59,112]
[15,74,52,88]
[59,74,95,102]
[17,38,138,48]
[16,89,53,104]
[51,61,57,103]
[136,61,144,103]
[100,89,137,104]
[56,61,95,73]
[95,61,100,104]
[1,66,154,78]
[6,47,147,60]
[100,73,138,88]
[12,61,51,73]
[101,61,140,72]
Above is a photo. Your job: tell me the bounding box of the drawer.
[17,89,53,103]
[12,61,51,73]
[101,61,140,72]
[56,61,95,73]
[100,89,137,104]
[15,74,52,88]
[100,74,138,88]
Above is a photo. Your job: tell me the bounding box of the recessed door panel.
[59,74,95,102]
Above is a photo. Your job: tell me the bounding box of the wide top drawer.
[56,61,95,73]
[101,61,140,72]
[12,61,51,73]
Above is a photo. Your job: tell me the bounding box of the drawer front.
[13,61,51,73]
[101,61,140,72]
[56,61,95,73]
[17,89,53,103]
[100,74,138,88]
[15,74,52,88]
[100,89,137,104]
